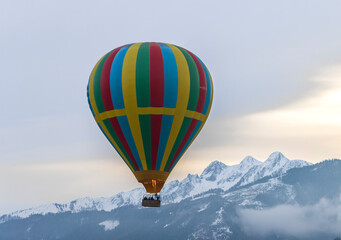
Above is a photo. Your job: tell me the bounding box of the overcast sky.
[0,0,340,214]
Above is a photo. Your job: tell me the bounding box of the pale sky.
[0,0,341,214]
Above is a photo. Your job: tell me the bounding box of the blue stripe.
[160,43,178,108]
[97,123,134,172]
[116,116,143,170]
[156,115,174,170]
[201,63,212,115]
[169,120,202,172]
[110,45,130,109]
[87,73,131,171]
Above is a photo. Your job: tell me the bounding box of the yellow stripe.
[160,44,191,171]
[139,107,175,116]
[89,56,134,172]
[185,110,205,122]
[97,108,126,121]
[121,43,148,170]
[172,70,214,169]
[96,107,205,122]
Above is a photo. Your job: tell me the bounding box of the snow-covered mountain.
[235,152,310,187]
[1,155,340,240]
[0,152,310,222]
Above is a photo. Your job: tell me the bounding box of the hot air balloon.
[87,42,213,207]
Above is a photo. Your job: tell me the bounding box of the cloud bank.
[238,198,341,237]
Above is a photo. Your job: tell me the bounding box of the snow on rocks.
[0,152,311,223]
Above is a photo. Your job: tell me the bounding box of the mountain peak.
[200,161,227,181]
[266,152,288,163]
[240,156,261,166]
[208,160,227,168]
[202,161,227,174]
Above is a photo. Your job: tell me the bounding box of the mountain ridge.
[0,152,311,223]
[1,156,340,240]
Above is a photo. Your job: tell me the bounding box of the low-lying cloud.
[238,198,341,237]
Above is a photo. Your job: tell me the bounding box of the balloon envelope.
[87,42,213,193]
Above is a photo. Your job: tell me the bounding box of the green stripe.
[103,119,137,171]
[135,43,151,169]
[179,48,200,111]
[139,115,151,169]
[163,48,200,170]
[164,117,192,170]
[93,51,112,113]
[136,42,150,107]
[93,52,136,171]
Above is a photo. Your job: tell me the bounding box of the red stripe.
[166,51,207,171]
[101,47,121,110]
[186,51,207,113]
[151,115,162,170]
[167,119,199,172]
[100,47,140,170]
[149,42,164,170]
[150,42,164,107]
[109,118,140,170]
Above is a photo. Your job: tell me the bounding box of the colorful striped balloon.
[87,42,213,193]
